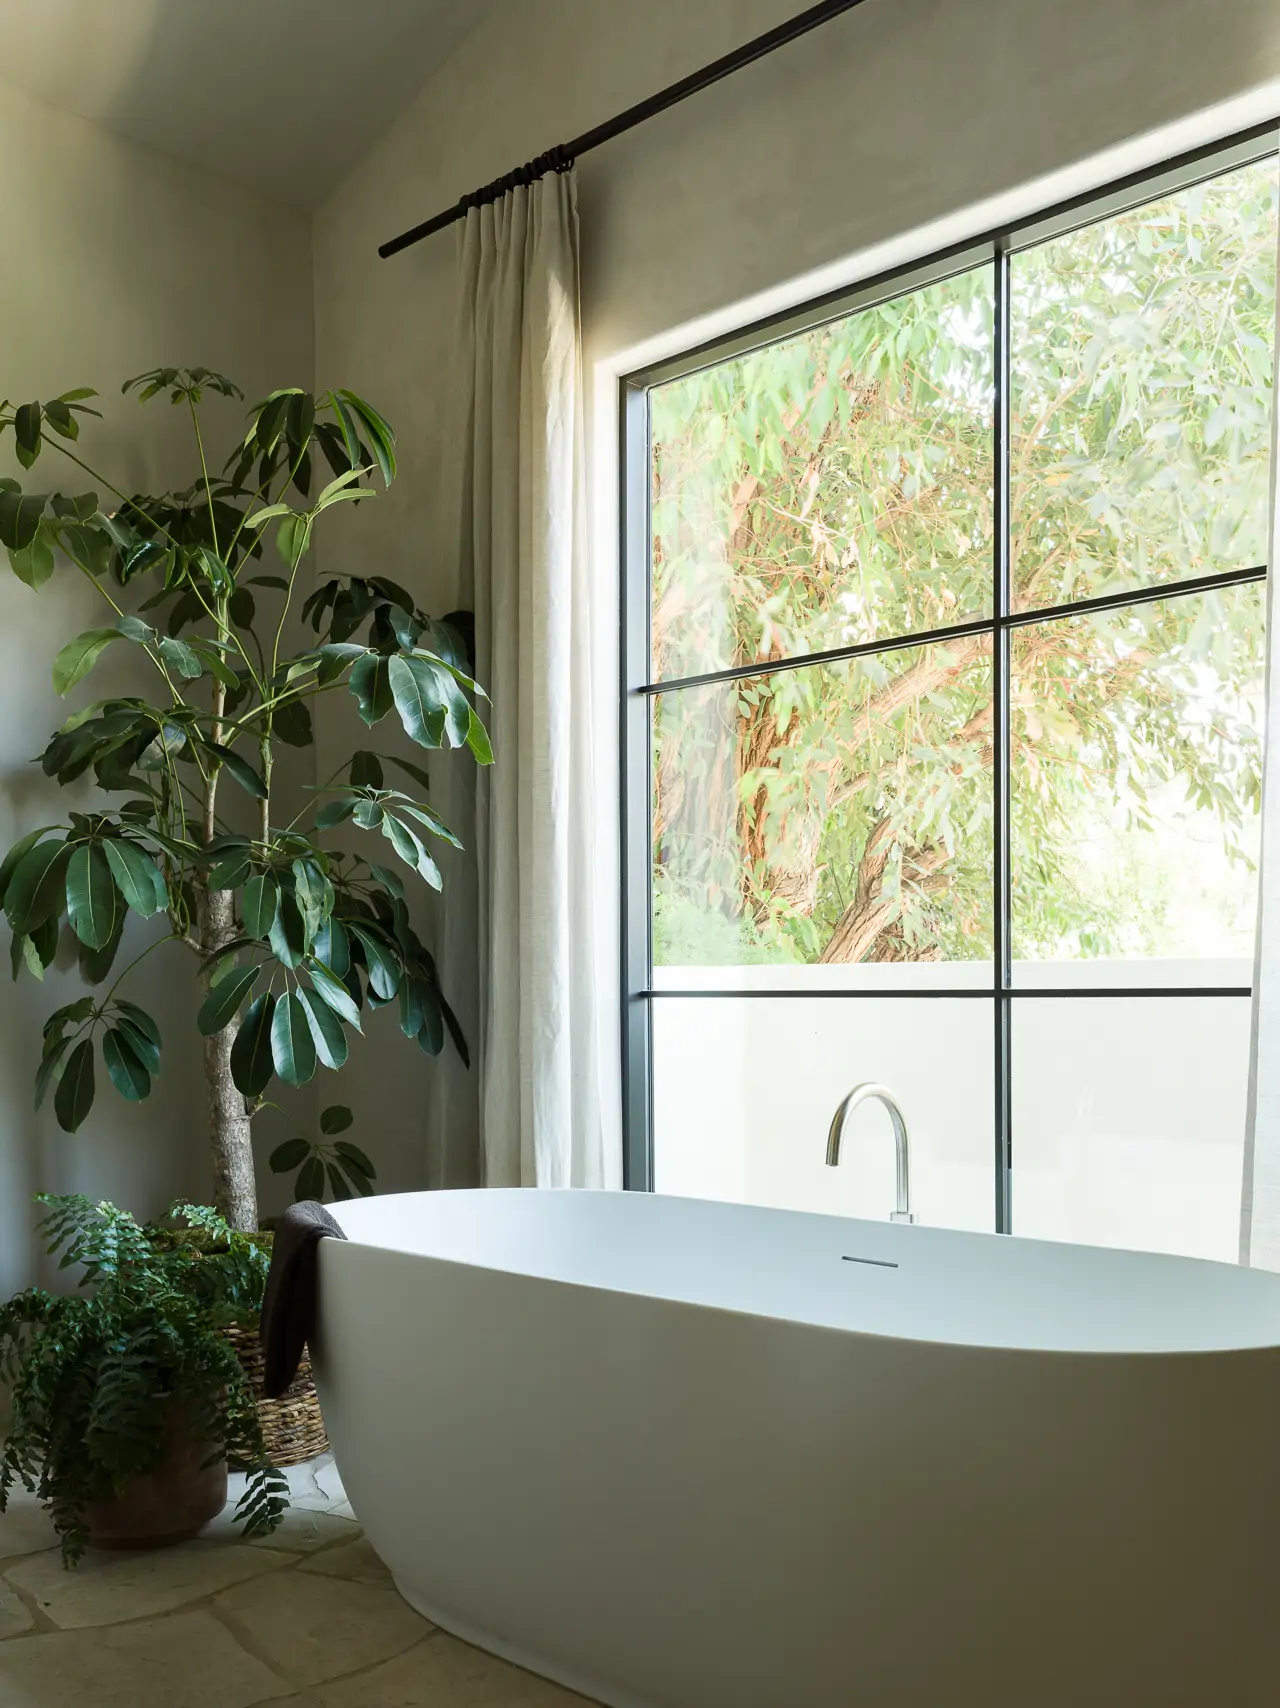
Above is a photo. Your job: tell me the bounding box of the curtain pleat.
[455,172,619,1189]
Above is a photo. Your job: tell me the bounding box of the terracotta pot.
[85,1399,227,1550]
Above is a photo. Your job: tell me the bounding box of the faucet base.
[889,1211,916,1225]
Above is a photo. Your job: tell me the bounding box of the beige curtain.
[455,170,619,1189]
[1241,211,1280,1268]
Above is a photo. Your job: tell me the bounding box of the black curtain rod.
[379,0,876,259]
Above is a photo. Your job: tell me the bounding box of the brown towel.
[259,1201,347,1398]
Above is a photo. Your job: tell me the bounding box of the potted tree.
[1,1196,288,1563]
[0,368,490,1520]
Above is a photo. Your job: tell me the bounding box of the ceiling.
[0,0,490,207]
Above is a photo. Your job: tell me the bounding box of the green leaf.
[4,839,71,933]
[156,635,202,680]
[205,741,269,800]
[348,751,384,788]
[78,915,124,985]
[333,1138,375,1177]
[9,523,55,587]
[383,814,441,889]
[313,915,350,976]
[299,989,348,1070]
[307,960,363,1029]
[103,839,166,917]
[14,401,42,467]
[381,753,433,794]
[397,802,464,850]
[276,513,310,566]
[399,977,425,1039]
[34,1036,72,1111]
[348,924,401,1000]
[274,697,313,747]
[242,503,293,532]
[0,487,48,552]
[52,629,119,695]
[269,1137,311,1172]
[114,1017,161,1078]
[337,391,397,486]
[387,654,447,749]
[417,1000,445,1058]
[208,853,252,892]
[271,991,316,1086]
[268,889,308,968]
[242,873,278,940]
[366,862,404,900]
[115,999,161,1048]
[198,964,261,1036]
[0,826,59,909]
[466,707,494,765]
[320,1104,353,1135]
[54,1039,96,1133]
[315,795,358,831]
[103,1028,151,1101]
[296,1155,325,1202]
[349,654,392,726]
[66,843,122,950]
[231,993,277,1097]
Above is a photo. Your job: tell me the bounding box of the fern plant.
[0,369,490,1229]
[0,1195,288,1564]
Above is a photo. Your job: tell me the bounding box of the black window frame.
[620,122,1279,1228]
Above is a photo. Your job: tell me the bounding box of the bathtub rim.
[320,1189,1280,1361]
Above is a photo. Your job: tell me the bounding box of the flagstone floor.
[0,1454,598,1706]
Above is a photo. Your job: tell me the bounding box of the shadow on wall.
[0,0,494,207]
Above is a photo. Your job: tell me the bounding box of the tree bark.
[197,883,257,1230]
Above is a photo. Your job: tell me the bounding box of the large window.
[622,134,1279,1260]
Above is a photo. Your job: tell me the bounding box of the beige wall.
[0,79,313,1292]
[310,0,1280,1191]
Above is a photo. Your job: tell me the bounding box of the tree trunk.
[197,884,258,1230]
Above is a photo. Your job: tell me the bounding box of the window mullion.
[993,245,1014,1236]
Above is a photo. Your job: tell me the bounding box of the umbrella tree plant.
[0,369,490,1230]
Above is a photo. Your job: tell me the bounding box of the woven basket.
[224,1323,329,1467]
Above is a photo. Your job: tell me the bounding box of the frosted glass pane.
[652,997,994,1233]
[1012,998,1249,1261]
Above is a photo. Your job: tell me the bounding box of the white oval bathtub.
[315,1189,1280,1708]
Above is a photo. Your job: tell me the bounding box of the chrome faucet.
[826,1083,915,1224]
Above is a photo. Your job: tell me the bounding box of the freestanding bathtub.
[315,1189,1280,1708]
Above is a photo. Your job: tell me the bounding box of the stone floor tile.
[327,1498,357,1522]
[203,1503,360,1554]
[5,1538,291,1629]
[214,1566,429,1687]
[0,1582,34,1638]
[312,1457,346,1506]
[298,1534,393,1587]
[0,1609,290,1707]
[0,1489,59,1561]
[302,1632,601,1706]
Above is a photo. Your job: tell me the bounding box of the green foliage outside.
[650,163,1276,969]
[0,1197,287,1564]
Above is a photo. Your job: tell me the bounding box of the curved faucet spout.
[826,1082,915,1224]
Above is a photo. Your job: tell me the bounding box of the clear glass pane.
[653,996,994,1232]
[1012,997,1250,1260]
[1011,158,1279,612]
[653,640,994,971]
[1010,584,1264,987]
[650,266,994,683]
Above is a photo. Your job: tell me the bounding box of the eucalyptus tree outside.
[0,370,490,1230]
